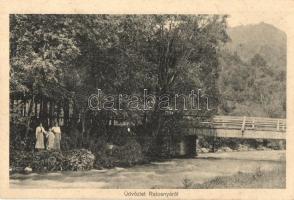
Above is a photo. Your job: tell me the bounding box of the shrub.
[63,149,95,171]
[197,137,280,151]
[94,137,146,168]
[10,123,35,151]
[267,140,286,150]
[112,138,145,166]
[182,177,194,189]
[32,150,65,172]
[10,149,95,173]
[10,150,33,169]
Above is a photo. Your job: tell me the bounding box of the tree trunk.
[81,108,86,147]
[39,95,43,122]
[10,96,14,122]
[22,95,25,117]
[34,96,38,119]
[43,97,48,127]
[64,99,69,128]
[56,101,61,126]
[49,100,54,126]
[25,95,34,137]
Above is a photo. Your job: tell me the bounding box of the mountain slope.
[217,23,286,118]
[225,22,286,69]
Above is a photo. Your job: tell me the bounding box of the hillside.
[225,22,286,69]
[218,23,286,118]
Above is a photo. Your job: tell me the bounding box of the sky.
[227,13,287,32]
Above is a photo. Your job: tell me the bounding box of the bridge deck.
[184,115,286,140]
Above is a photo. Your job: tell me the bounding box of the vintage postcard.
[0,0,294,199]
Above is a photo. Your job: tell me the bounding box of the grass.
[191,165,286,189]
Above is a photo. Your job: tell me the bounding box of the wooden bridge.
[183,115,286,140]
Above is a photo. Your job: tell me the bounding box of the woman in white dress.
[52,122,61,150]
[35,123,45,150]
[46,128,55,150]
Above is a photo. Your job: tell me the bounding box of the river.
[10,150,285,189]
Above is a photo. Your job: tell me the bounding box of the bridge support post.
[195,136,199,156]
[212,135,216,152]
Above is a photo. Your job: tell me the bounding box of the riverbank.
[193,164,285,188]
[10,150,285,189]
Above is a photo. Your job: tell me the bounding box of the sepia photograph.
[8,13,287,190]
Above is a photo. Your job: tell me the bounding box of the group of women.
[35,122,62,150]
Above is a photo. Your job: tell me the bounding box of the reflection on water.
[10,150,285,189]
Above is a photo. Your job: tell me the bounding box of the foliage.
[182,177,194,189]
[32,150,65,172]
[10,15,80,97]
[63,149,95,171]
[94,137,145,168]
[218,23,286,118]
[10,14,229,143]
[10,150,33,169]
[10,123,35,151]
[10,149,95,172]
[198,136,286,151]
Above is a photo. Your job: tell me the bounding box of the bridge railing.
[184,115,286,132]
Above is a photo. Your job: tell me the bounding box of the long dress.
[46,131,55,150]
[52,126,61,150]
[35,126,45,149]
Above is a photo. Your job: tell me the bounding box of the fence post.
[277,119,280,131]
[241,116,246,134]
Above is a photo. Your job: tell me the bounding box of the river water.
[10,150,285,189]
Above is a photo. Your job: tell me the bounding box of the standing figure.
[35,122,45,150]
[46,128,55,150]
[52,122,61,150]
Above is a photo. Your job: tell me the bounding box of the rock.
[257,145,265,150]
[24,167,32,173]
[200,148,209,153]
[237,144,249,151]
[106,144,114,150]
[257,145,272,151]
[196,148,201,153]
[12,167,23,173]
[221,147,233,152]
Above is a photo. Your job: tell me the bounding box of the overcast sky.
[227,13,287,32]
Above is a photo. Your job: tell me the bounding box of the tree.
[112,15,229,136]
[10,14,229,149]
[10,15,82,136]
[218,50,286,118]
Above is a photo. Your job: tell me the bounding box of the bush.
[113,138,145,166]
[10,150,33,169]
[182,177,194,189]
[63,149,95,171]
[32,150,65,172]
[107,127,130,146]
[267,140,286,150]
[94,137,146,168]
[10,149,95,173]
[10,123,35,151]
[197,137,284,152]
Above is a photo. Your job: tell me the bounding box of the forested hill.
[218,23,286,118]
[226,22,286,69]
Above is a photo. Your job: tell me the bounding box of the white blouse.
[35,126,45,136]
[52,126,61,134]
